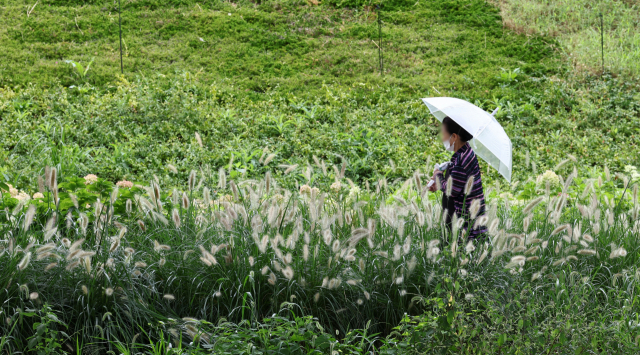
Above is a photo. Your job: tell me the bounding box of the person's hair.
[442,116,473,142]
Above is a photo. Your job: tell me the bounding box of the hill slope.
[0,0,639,189]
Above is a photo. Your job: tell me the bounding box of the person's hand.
[428,183,437,192]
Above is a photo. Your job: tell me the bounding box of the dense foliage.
[2,73,640,192]
[2,0,639,189]
[1,163,639,353]
[495,0,640,75]
[1,0,639,352]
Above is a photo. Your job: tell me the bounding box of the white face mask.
[443,135,455,152]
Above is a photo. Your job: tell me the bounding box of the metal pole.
[600,13,604,74]
[118,0,124,74]
[377,5,383,76]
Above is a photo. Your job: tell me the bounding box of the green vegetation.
[1,0,639,352]
[1,0,553,89]
[494,0,640,75]
[1,0,639,189]
[2,73,640,191]
[1,163,639,353]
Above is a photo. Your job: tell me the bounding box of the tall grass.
[494,0,640,74]
[1,159,639,352]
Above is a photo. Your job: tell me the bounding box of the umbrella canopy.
[422,97,512,182]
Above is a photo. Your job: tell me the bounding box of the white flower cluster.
[84,174,99,185]
[2,184,31,202]
[299,185,320,196]
[624,165,640,183]
[536,170,560,190]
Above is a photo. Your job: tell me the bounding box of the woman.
[429,116,487,240]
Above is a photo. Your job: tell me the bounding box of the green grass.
[0,0,553,90]
[1,73,639,193]
[0,163,639,353]
[494,0,640,75]
[1,0,639,190]
[1,0,640,352]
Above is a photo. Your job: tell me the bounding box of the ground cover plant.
[1,0,640,352]
[1,0,639,189]
[1,160,639,353]
[0,0,556,89]
[1,73,639,192]
[494,0,640,75]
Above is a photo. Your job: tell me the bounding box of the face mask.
[443,135,455,152]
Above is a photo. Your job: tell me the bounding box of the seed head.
[188,170,197,191]
[446,176,453,197]
[267,272,276,285]
[552,258,566,266]
[464,175,475,195]
[469,199,481,220]
[218,168,226,189]
[477,249,488,264]
[172,209,181,228]
[17,252,32,271]
[578,249,596,256]
[332,240,341,253]
[66,260,81,270]
[181,193,190,210]
[303,244,309,261]
[282,266,294,280]
[50,167,57,189]
[263,154,276,166]
[109,238,120,253]
[44,262,58,271]
[488,218,500,235]
[550,224,570,236]
[610,247,627,259]
[23,205,36,232]
[152,183,161,204]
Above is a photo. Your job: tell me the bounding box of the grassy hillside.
[1,0,554,92]
[494,0,640,75]
[0,0,639,191]
[2,0,640,353]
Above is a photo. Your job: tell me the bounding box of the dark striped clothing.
[435,142,487,239]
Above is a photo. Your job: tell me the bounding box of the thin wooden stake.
[600,13,604,75]
[377,5,383,76]
[118,0,124,74]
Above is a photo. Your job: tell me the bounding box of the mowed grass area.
[494,0,640,75]
[1,0,555,91]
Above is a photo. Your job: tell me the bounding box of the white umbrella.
[422,97,512,182]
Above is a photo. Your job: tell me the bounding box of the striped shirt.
[435,142,487,239]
